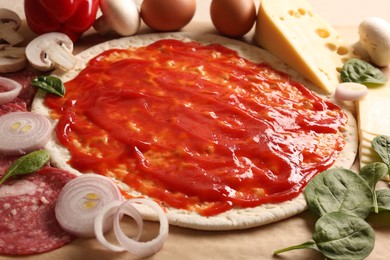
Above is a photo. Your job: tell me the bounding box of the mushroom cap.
[359,17,390,67]
[0,8,22,30]
[25,32,75,71]
[97,0,140,36]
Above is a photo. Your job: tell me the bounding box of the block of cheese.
[358,75,390,178]
[255,0,353,93]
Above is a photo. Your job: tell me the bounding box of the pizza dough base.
[32,32,358,231]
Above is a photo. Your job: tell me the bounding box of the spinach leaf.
[304,168,373,219]
[274,212,375,260]
[31,76,66,97]
[376,189,390,212]
[372,135,390,176]
[359,162,388,213]
[340,58,387,86]
[0,150,51,185]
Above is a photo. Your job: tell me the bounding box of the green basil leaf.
[313,212,375,260]
[376,189,390,212]
[304,168,373,219]
[31,76,66,97]
[0,150,51,185]
[360,162,388,213]
[360,162,388,188]
[274,240,318,255]
[341,58,387,86]
[372,135,390,170]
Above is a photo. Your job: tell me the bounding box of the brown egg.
[141,0,196,31]
[210,0,257,37]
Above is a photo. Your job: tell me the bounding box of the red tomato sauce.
[45,39,347,216]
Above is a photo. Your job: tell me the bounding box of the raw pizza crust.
[32,32,358,231]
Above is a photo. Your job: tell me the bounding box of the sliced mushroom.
[93,0,140,36]
[0,8,24,46]
[0,44,26,73]
[25,32,77,72]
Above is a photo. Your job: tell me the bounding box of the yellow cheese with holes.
[255,0,353,93]
[358,77,390,175]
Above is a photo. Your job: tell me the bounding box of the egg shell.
[210,0,257,37]
[141,0,196,31]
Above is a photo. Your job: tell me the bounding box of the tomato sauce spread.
[45,39,347,216]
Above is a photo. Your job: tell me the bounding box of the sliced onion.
[335,82,368,101]
[0,111,52,155]
[0,76,22,105]
[55,174,124,238]
[94,200,143,252]
[113,198,169,257]
[94,198,169,257]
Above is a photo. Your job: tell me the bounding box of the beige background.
[1,0,390,260]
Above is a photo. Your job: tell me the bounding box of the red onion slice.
[55,174,124,238]
[0,76,22,105]
[0,111,52,155]
[335,82,368,101]
[94,200,143,252]
[113,198,169,257]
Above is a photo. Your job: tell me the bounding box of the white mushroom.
[0,8,24,46]
[359,17,390,67]
[93,0,140,36]
[0,44,26,73]
[25,32,77,72]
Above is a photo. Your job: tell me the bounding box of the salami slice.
[5,69,38,106]
[0,98,26,116]
[0,167,76,255]
[0,155,18,177]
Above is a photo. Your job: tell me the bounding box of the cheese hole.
[325,43,337,52]
[341,57,350,63]
[316,28,330,38]
[298,8,306,16]
[337,46,349,55]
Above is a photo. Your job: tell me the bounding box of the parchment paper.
[1,1,389,259]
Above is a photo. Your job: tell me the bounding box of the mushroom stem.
[44,43,77,70]
[0,22,23,46]
[0,8,24,45]
[0,44,24,58]
[26,32,77,71]
[0,44,26,73]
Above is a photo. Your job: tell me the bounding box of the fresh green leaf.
[0,150,51,185]
[372,135,390,176]
[274,212,375,260]
[376,189,390,212]
[359,162,388,213]
[304,168,373,219]
[313,212,375,260]
[31,76,66,97]
[273,240,318,255]
[341,58,387,86]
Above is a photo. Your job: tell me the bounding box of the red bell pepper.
[24,0,100,42]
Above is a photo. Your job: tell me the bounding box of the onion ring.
[94,200,143,252]
[113,198,169,257]
[335,82,368,101]
[0,76,22,105]
[0,111,52,155]
[55,174,124,238]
